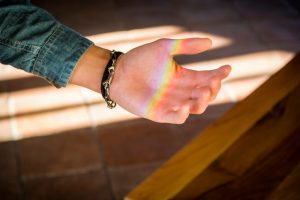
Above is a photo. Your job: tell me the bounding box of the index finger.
[167,38,212,56]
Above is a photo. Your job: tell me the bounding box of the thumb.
[168,38,212,56]
[211,65,232,79]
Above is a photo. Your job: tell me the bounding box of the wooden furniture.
[125,53,300,200]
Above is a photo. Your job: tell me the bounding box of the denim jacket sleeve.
[0,0,93,87]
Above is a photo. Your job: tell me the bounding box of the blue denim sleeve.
[0,3,93,87]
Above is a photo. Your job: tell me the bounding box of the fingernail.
[222,65,231,73]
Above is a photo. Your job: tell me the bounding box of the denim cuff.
[32,24,93,88]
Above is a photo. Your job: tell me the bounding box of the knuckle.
[176,107,189,124]
[154,38,172,54]
[197,99,209,113]
[199,106,208,114]
[210,77,219,87]
[201,87,211,99]
[197,105,207,114]
[156,38,170,46]
[176,116,188,124]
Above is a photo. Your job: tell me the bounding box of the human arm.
[70,39,231,124]
[0,1,231,124]
[0,1,92,87]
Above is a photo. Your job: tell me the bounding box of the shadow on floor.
[0,102,234,200]
[1,0,300,199]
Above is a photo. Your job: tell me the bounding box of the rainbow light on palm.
[144,39,184,119]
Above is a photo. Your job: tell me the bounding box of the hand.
[110,38,231,124]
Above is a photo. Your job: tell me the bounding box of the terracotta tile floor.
[0,0,299,199]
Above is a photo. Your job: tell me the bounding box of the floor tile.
[224,50,289,81]
[172,0,229,9]
[108,162,162,200]
[213,85,236,105]
[231,0,293,20]
[0,118,13,141]
[117,6,185,30]
[176,22,268,64]
[79,87,104,105]
[11,86,85,116]
[0,92,9,118]
[171,102,235,143]
[5,76,50,93]
[16,105,91,138]
[268,44,300,57]
[225,75,270,101]
[126,25,185,43]
[249,19,300,45]
[19,128,102,177]
[179,3,240,25]
[0,64,31,81]
[189,21,262,48]
[183,50,290,84]
[114,0,170,10]
[32,0,118,36]
[0,141,22,200]
[96,119,182,166]
[88,103,138,128]
[1,1,299,200]
[24,170,112,200]
[62,10,123,36]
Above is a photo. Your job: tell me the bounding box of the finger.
[211,65,232,79]
[164,104,190,124]
[194,65,232,82]
[165,38,212,56]
[189,74,221,101]
[208,77,221,101]
[189,87,211,114]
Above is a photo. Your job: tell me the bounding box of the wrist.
[101,50,124,108]
[69,45,111,92]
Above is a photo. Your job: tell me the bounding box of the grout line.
[227,0,277,48]
[21,164,102,182]
[78,87,117,200]
[90,128,117,200]
[14,141,25,200]
[7,94,25,198]
[107,160,164,171]
[79,88,98,130]
[78,85,111,200]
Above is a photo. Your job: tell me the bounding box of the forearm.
[0,3,92,88]
[69,45,111,93]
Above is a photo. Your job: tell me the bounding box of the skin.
[70,38,231,124]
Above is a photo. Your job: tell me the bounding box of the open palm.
[110,38,231,124]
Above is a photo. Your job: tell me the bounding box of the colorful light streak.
[145,40,184,119]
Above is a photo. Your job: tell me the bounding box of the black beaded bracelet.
[101,50,123,108]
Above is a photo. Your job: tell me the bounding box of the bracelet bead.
[100,50,123,108]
